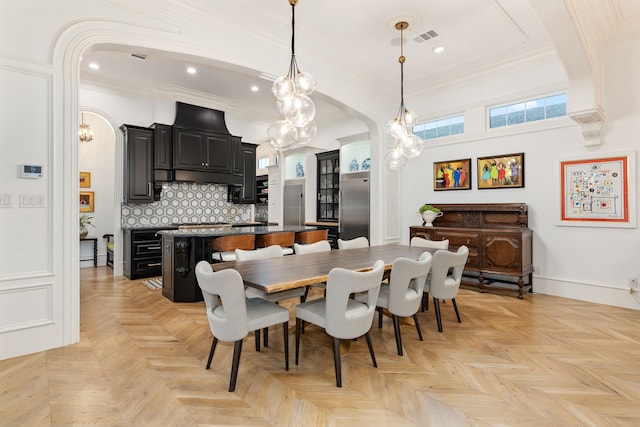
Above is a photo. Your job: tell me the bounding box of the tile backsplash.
[121,182,252,227]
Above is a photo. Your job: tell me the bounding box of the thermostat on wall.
[20,164,43,178]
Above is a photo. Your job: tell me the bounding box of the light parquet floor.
[1,266,640,426]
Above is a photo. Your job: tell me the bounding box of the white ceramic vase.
[421,210,443,227]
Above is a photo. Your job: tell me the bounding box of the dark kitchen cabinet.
[173,127,234,173]
[316,150,340,221]
[151,123,172,170]
[240,143,257,203]
[123,228,165,279]
[121,124,154,203]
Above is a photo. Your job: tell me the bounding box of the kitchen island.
[157,225,315,302]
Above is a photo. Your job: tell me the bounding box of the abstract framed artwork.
[79,171,91,188]
[558,151,636,228]
[433,158,472,190]
[80,191,94,212]
[477,152,524,189]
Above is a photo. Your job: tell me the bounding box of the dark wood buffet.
[410,203,533,298]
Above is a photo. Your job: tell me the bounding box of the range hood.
[158,102,242,186]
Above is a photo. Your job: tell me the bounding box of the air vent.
[131,53,147,60]
[414,30,439,43]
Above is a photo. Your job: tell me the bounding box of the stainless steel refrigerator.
[339,171,370,240]
[283,179,305,227]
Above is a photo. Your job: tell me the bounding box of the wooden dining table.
[212,244,432,294]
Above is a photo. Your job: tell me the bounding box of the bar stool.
[294,229,328,244]
[211,234,255,262]
[256,231,295,255]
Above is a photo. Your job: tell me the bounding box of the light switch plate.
[0,193,12,208]
[19,193,45,208]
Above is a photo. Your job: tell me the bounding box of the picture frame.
[433,158,472,190]
[79,191,94,212]
[79,171,91,188]
[557,151,636,228]
[477,152,524,189]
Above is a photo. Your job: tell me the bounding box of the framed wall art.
[558,151,636,228]
[79,191,94,212]
[433,158,472,190]
[477,152,524,189]
[79,171,91,188]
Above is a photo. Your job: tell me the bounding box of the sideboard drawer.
[132,240,162,256]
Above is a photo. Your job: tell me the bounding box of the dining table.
[212,244,433,294]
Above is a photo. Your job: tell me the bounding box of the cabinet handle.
[201,162,205,166]
[148,246,161,250]
[147,182,152,196]
[466,239,470,244]
[148,262,162,267]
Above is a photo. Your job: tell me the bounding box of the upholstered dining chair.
[410,236,450,250]
[236,245,307,346]
[294,240,332,299]
[356,251,432,356]
[295,260,385,387]
[211,234,255,262]
[337,236,369,249]
[195,260,289,392]
[426,246,469,333]
[255,231,295,255]
[102,233,114,268]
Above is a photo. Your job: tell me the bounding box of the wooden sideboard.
[410,203,533,298]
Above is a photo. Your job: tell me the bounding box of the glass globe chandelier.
[267,0,317,151]
[385,21,423,170]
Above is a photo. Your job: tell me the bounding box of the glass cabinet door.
[316,150,340,221]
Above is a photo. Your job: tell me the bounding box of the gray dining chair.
[426,246,469,332]
[356,251,432,356]
[195,260,289,392]
[236,244,307,346]
[295,260,385,387]
[337,236,369,249]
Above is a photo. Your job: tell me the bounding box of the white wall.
[78,111,116,267]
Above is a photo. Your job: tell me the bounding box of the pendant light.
[79,113,94,143]
[267,0,317,151]
[385,21,423,170]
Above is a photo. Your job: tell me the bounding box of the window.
[413,114,464,141]
[257,156,269,169]
[489,93,567,129]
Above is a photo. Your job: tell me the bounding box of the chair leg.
[413,313,424,341]
[392,314,403,356]
[255,329,261,351]
[422,292,430,311]
[229,339,243,392]
[364,331,377,368]
[452,298,462,323]
[264,327,269,348]
[332,337,342,387]
[282,321,289,371]
[206,337,218,369]
[295,318,302,365]
[377,307,383,328]
[433,298,443,333]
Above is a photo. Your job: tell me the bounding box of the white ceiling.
[79,0,640,126]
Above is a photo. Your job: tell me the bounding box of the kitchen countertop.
[156,225,316,237]
[304,221,339,226]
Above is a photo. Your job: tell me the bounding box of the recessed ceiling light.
[250,85,259,92]
[433,46,445,54]
[186,66,197,75]
[89,62,100,70]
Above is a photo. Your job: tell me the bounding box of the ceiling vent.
[131,53,147,60]
[413,30,439,43]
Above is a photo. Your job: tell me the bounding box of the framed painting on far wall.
[80,191,94,212]
[558,151,636,228]
[477,152,524,189]
[79,171,91,188]
[433,158,472,190]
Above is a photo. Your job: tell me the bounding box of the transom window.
[489,93,567,129]
[413,114,464,140]
[257,156,269,169]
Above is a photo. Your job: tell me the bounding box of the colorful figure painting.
[433,158,472,191]
[477,153,524,189]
